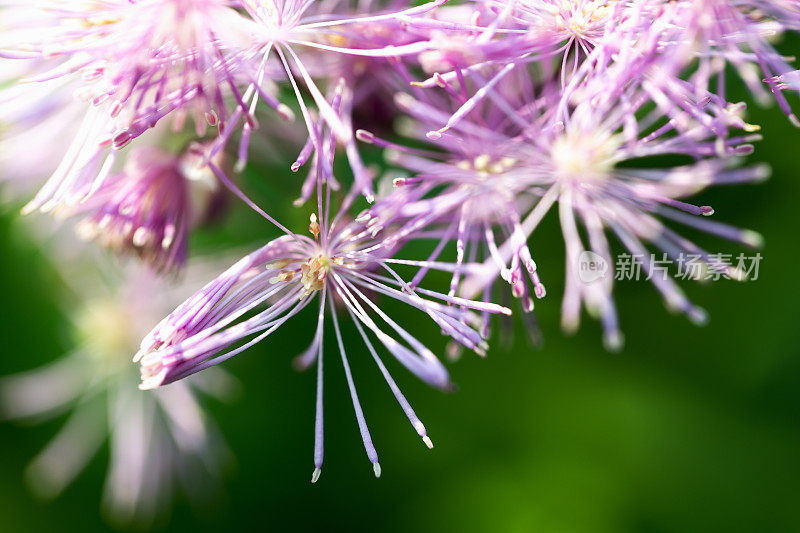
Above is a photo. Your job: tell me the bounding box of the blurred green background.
[1,91,800,532]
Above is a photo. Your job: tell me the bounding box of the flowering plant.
[1,0,798,524]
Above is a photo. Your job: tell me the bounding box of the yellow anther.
[300,255,331,296]
[309,213,321,240]
[267,258,294,270]
[269,270,296,284]
[500,157,517,169]
[473,154,491,172]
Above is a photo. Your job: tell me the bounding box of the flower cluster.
[1,0,798,514]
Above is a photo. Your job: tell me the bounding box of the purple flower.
[135,151,510,479]
[0,1,449,212]
[664,0,800,124]
[0,0,257,218]
[0,0,255,146]
[357,87,547,346]
[414,0,623,73]
[372,35,768,349]
[211,0,451,201]
[68,144,221,272]
[411,0,661,138]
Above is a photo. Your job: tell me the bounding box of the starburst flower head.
[413,1,661,140]
[357,87,549,342]
[414,0,623,75]
[517,0,619,42]
[205,0,451,202]
[469,64,767,349]
[379,33,768,349]
[135,113,510,478]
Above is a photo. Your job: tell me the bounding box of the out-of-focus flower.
[0,42,225,272]
[67,143,222,272]
[0,0,257,212]
[413,0,660,138]
[378,35,768,349]
[1,262,236,526]
[0,63,80,199]
[211,0,451,201]
[357,82,548,347]
[664,0,800,124]
[0,87,223,272]
[0,0,254,145]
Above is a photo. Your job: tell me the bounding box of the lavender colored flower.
[1,263,236,526]
[414,0,622,73]
[663,0,800,124]
[0,77,221,272]
[1,0,795,500]
[0,0,254,145]
[68,144,222,272]
[373,34,768,349]
[0,0,258,221]
[0,0,457,217]
[411,0,661,138]
[135,109,510,478]
[209,0,452,201]
[356,84,547,346]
